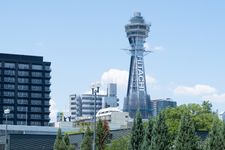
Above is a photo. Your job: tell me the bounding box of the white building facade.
[96,107,130,129]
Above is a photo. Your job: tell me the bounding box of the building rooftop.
[96,107,122,117]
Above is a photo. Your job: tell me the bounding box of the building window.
[44,65,51,71]
[31,107,42,112]
[31,121,41,126]
[3,120,13,125]
[32,72,42,77]
[18,78,29,84]
[3,98,14,104]
[44,93,50,99]
[44,101,49,106]
[18,92,28,98]
[18,64,29,69]
[18,71,29,76]
[4,77,15,83]
[45,80,50,84]
[3,106,14,111]
[31,86,42,91]
[17,121,26,125]
[3,113,14,119]
[4,84,15,90]
[31,93,42,98]
[4,70,15,76]
[45,86,50,91]
[17,114,26,119]
[4,62,15,69]
[17,106,27,112]
[18,85,29,91]
[44,107,49,112]
[3,91,15,97]
[17,99,28,105]
[31,100,42,105]
[31,114,41,119]
[31,79,42,84]
[32,64,42,70]
[44,115,49,120]
[44,122,49,126]
[45,73,50,78]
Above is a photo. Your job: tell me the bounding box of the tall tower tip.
[134,12,141,17]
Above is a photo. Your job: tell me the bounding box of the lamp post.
[91,82,100,150]
[4,109,10,150]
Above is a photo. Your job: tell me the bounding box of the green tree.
[130,111,144,150]
[81,126,92,150]
[174,114,198,150]
[106,135,130,150]
[222,123,225,144]
[96,119,110,150]
[163,103,221,138]
[204,121,224,150]
[54,128,63,150]
[150,112,170,150]
[141,118,153,150]
[54,128,75,150]
[202,101,212,113]
[64,134,70,146]
[58,140,67,150]
[63,134,75,150]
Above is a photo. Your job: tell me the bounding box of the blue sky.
[0,1,225,118]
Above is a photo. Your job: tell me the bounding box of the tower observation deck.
[123,12,151,119]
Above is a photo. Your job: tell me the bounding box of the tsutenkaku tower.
[123,12,151,119]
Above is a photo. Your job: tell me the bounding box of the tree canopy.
[81,126,92,150]
[162,101,220,137]
[130,111,144,150]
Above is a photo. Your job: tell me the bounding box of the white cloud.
[153,46,164,51]
[49,99,58,123]
[174,84,216,96]
[203,93,225,103]
[144,43,164,52]
[101,69,129,88]
[100,68,156,88]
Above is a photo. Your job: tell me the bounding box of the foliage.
[174,114,199,150]
[64,134,70,146]
[96,119,110,150]
[54,128,63,150]
[81,126,92,150]
[202,100,212,113]
[150,112,170,150]
[63,133,75,150]
[130,111,144,150]
[79,122,92,133]
[141,118,154,150]
[106,135,130,150]
[54,128,75,150]
[58,140,67,150]
[67,145,76,150]
[204,121,224,150]
[163,102,221,138]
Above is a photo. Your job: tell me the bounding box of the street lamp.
[4,108,10,150]
[91,82,100,150]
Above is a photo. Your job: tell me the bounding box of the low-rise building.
[96,107,130,129]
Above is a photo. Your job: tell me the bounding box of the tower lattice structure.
[123,12,151,119]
